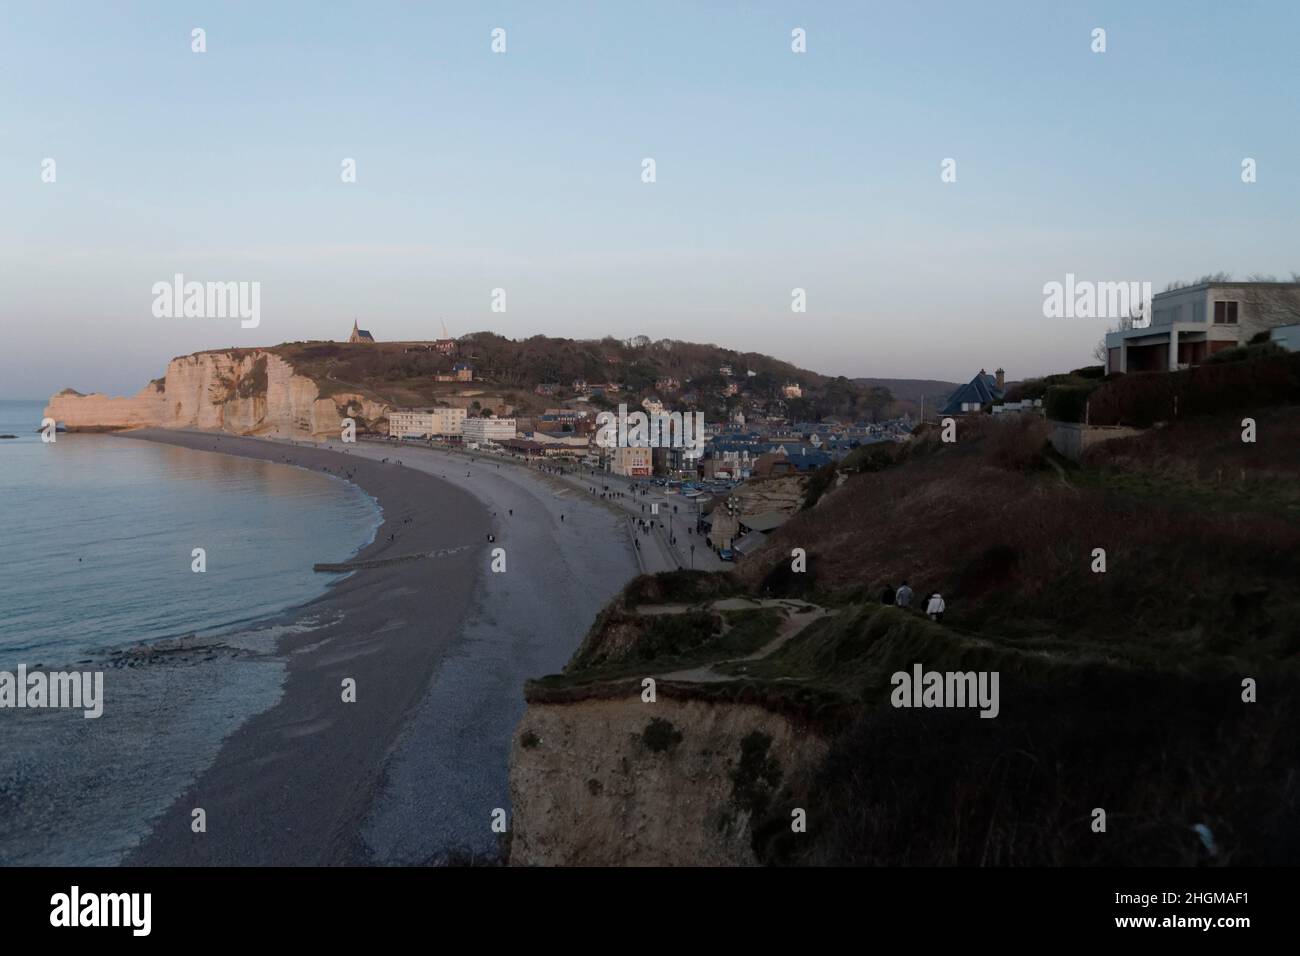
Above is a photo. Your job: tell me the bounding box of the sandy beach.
[2,428,639,866]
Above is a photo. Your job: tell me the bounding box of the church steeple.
[348,318,375,344]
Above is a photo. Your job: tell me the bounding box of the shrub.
[1044,383,1097,423]
[986,415,1050,471]
[800,462,839,510]
[730,731,783,818]
[1205,341,1285,365]
[622,569,741,608]
[758,550,817,598]
[1008,369,1101,404]
[642,718,683,753]
[1003,379,1047,403]
[840,442,898,474]
[632,611,722,661]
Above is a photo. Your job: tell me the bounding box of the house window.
[1213,301,1239,324]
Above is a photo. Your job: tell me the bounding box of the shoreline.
[116,428,639,865]
[2,425,642,866]
[119,428,490,865]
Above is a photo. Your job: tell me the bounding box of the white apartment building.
[389,409,434,439]
[463,417,517,445]
[388,407,466,439]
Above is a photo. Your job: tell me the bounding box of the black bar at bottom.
[0,866,1278,942]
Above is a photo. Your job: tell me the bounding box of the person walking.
[926,592,946,623]
[895,580,913,609]
[879,583,895,605]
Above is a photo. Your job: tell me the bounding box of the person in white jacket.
[926,593,946,622]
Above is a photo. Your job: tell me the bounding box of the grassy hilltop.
[247,333,894,420]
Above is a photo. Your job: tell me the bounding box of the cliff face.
[733,475,807,515]
[508,694,827,866]
[44,350,384,440]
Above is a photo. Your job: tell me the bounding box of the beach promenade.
[342,438,729,576]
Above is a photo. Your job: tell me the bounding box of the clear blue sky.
[3,0,1298,397]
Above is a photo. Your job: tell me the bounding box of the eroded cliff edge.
[43,349,387,439]
[507,574,840,866]
[510,691,828,866]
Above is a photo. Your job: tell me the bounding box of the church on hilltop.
[348,320,375,344]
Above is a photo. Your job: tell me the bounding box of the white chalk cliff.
[44,350,387,440]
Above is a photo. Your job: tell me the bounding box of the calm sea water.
[0,400,381,665]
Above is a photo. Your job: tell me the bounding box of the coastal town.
[344,281,1300,565]
[361,321,917,562]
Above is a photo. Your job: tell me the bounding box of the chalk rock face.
[44,386,168,431]
[43,350,377,440]
[509,695,826,866]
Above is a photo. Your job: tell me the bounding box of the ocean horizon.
[0,399,382,666]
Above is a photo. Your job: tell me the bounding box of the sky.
[2,1,1298,398]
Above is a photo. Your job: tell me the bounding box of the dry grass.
[741,412,1300,649]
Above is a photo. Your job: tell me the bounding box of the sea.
[0,399,382,666]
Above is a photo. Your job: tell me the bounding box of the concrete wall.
[1151,287,1205,327]
[1048,421,1144,462]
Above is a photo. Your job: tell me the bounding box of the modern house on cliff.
[1105,281,1300,374]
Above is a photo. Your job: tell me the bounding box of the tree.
[1092,302,1147,365]
[1164,272,1233,292]
[1241,273,1300,331]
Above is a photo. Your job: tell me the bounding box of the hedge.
[1087,351,1300,427]
[1044,384,1098,423]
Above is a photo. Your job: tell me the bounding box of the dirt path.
[651,599,832,684]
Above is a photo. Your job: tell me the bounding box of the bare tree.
[1092,303,1147,365]
[1164,271,1233,292]
[1240,273,1300,333]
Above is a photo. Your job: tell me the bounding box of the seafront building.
[463,417,517,445]
[389,407,467,438]
[609,445,652,477]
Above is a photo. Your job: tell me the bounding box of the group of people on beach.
[881,579,947,622]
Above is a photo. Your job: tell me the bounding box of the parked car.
[718,548,735,562]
